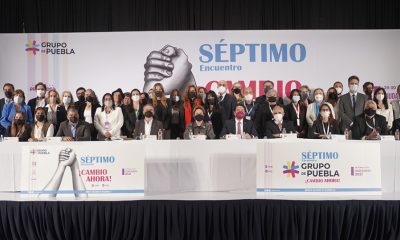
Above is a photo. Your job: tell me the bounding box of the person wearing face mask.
[56,107,91,141]
[133,104,164,139]
[5,111,32,141]
[339,75,367,132]
[184,106,215,139]
[299,85,313,107]
[140,92,150,105]
[326,87,340,120]
[78,89,101,141]
[352,100,388,140]
[306,88,335,127]
[309,103,340,139]
[74,87,86,111]
[284,89,308,138]
[0,83,15,135]
[363,82,375,100]
[231,82,244,103]
[28,107,54,142]
[94,93,124,140]
[197,87,207,104]
[60,91,74,111]
[44,89,67,136]
[168,89,185,139]
[120,92,134,138]
[333,82,344,97]
[216,80,236,123]
[373,87,393,130]
[27,82,47,117]
[184,85,202,128]
[204,91,223,139]
[149,83,171,138]
[265,105,296,138]
[391,84,400,120]
[243,87,258,121]
[254,89,282,138]
[220,104,257,139]
[1,89,33,130]
[255,81,284,105]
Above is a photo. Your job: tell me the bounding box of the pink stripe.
[41,33,49,85]
[27,34,36,97]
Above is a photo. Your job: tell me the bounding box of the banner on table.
[257,141,381,195]
[0,30,399,100]
[20,142,144,198]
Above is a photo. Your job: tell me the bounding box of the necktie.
[71,124,77,138]
[219,96,223,103]
[237,121,242,134]
[352,94,356,112]
[278,122,282,132]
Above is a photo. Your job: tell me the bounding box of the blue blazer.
[0,103,33,129]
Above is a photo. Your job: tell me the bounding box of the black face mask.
[155,91,163,98]
[264,87,272,94]
[233,88,241,94]
[188,92,196,100]
[15,119,24,125]
[207,98,216,106]
[365,108,376,117]
[36,115,45,122]
[144,111,153,118]
[268,96,277,103]
[365,89,373,96]
[328,92,338,101]
[194,114,205,122]
[4,91,12,99]
[78,95,85,102]
[69,117,78,123]
[85,96,93,103]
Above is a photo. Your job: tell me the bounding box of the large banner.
[20,142,144,198]
[257,140,381,195]
[0,30,399,100]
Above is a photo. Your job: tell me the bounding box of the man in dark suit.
[0,83,14,135]
[134,104,164,139]
[265,105,296,138]
[254,89,284,138]
[352,100,388,140]
[216,80,237,123]
[339,75,368,132]
[56,107,91,141]
[27,82,47,117]
[74,87,86,112]
[255,80,284,105]
[392,118,400,137]
[220,104,257,139]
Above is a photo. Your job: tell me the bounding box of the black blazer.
[309,119,341,139]
[392,119,400,135]
[6,125,32,142]
[284,103,308,135]
[27,97,45,117]
[255,95,284,105]
[265,120,296,138]
[218,94,237,123]
[351,114,389,140]
[133,119,164,139]
[56,120,91,141]
[204,108,224,139]
[121,104,143,138]
[220,119,258,138]
[78,102,101,123]
[254,102,283,138]
[44,105,67,136]
[149,100,171,130]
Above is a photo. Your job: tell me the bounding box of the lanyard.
[322,122,330,136]
[245,102,254,115]
[366,118,375,130]
[207,110,213,119]
[292,103,300,118]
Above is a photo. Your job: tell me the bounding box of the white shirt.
[33,123,54,139]
[234,118,244,134]
[376,103,394,129]
[219,92,227,102]
[144,118,153,135]
[306,102,336,126]
[84,109,93,124]
[94,107,124,137]
[36,98,46,108]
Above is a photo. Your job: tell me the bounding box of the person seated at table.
[352,100,389,140]
[184,106,215,139]
[56,107,91,141]
[309,103,340,139]
[5,111,32,142]
[94,93,124,140]
[306,88,335,127]
[265,105,296,139]
[1,89,33,130]
[28,107,54,142]
[133,104,164,139]
[44,89,67,136]
[284,89,307,138]
[393,118,400,136]
[220,104,257,139]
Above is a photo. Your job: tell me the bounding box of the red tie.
[237,121,242,134]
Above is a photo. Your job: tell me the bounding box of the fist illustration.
[143,45,196,95]
[58,148,76,167]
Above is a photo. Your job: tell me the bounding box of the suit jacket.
[78,102,101,123]
[254,102,283,138]
[0,98,11,135]
[218,94,237,123]
[309,119,341,139]
[265,120,296,138]
[392,118,400,135]
[391,100,400,120]
[204,108,223,139]
[220,118,258,138]
[133,118,164,139]
[44,105,67,136]
[120,105,143,138]
[56,120,91,141]
[6,125,32,142]
[284,103,308,136]
[183,122,215,139]
[27,97,45,117]
[255,95,284,106]
[351,114,388,140]
[339,92,367,131]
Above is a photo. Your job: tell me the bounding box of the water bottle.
[282,128,286,134]
[395,129,400,141]
[157,129,163,140]
[139,132,143,140]
[344,128,349,140]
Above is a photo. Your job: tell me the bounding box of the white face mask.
[274,113,283,122]
[321,111,331,118]
[292,95,300,103]
[36,89,45,98]
[335,87,343,94]
[376,94,385,101]
[173,96,180,102]
[13,96,23,104]
[349,84,358,93]
[131,95,140,102]
[217,86,226,94]
[63,96,71,105]
[314,94,323,102]
[244,94,253,101]
[104,100,113,108]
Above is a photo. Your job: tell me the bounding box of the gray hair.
[364,100,377,109]
[266,89,278,97]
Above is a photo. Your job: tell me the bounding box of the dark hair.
[3,83,14,91]
[347,75,359,83]
[112,88,124,97]
[140,92,149,105]
[263,80,274,87]
[131,89,141,95]
[318,103,335,125]
[124,92,131,98]
[373,87,388,109]
[35,82,47,90]
[235,103,246,111]
[333,81,343,86]
[204,90,220,111]
[76,87,86,94]
[289,89,301,99]
[101,93,115,111]
[363,82,374,90]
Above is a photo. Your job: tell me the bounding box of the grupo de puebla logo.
[25,39,75,55]
[284,151,340,183]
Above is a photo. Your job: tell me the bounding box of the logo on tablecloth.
[282,161,299,178]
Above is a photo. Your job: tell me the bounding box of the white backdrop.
[0,30,399,100]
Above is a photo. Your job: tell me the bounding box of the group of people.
[0,75,399,142]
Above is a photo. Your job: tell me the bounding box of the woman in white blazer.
[94,93,124,140]
[306,88,335,127]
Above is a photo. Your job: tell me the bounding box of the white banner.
[20,142,144,198]
[257,140,381,195]
[0,30,399,100]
